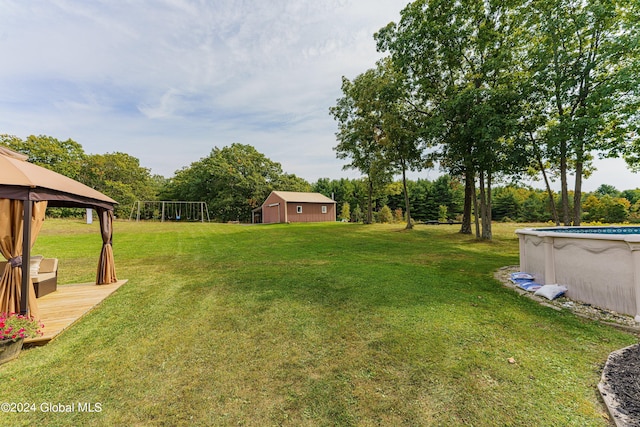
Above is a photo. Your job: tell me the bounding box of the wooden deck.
[25,280,128,345]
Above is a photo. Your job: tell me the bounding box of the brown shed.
[254,191,336,224]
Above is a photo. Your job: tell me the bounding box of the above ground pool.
[516,226,640,322]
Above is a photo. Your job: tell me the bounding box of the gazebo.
[0,146,118,320]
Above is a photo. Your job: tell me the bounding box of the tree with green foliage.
[438,205,448,223]
[371,59,431,230]
[376,0,526,240]
[340,202,351,222]
[165,144,307,222]
[431,176,464,222]
[492,187,525,222]
[595,184,620,198]
[377,205,393,223]
[330,68,395,224]
[521,190,555,222]
[582,195,603,222]
[583,194,631,223]
[515,116,562,225]
[1,134,160,218]
[523,0,640,225]
[0,134,86,179]
[381,176,466,223]
[630,200,640,223]
[405,180,430,222]
[312,178,361,215]
[78,152,159,218]
[352,204,364,223]
[274,173,312,193]
[621,189,640,206]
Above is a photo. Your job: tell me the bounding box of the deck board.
[25,280,128,345]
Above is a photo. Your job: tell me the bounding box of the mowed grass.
[0,220,636,426]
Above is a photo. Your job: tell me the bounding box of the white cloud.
[1,0,636,189]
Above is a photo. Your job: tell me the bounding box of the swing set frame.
[129,201,211,222]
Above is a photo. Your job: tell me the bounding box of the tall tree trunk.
[573,153,584,226]
[539,159,560,226]
[560,140,571,225]
[366,176,373,224]
[533,140,560,225]
[572,41,592,227]
[483,171,492,240]
[553,46,572,226]
[473,182,480,239]
[478,170,486,239]
[478,170,492,240]
[401,164,413,230]
[460,167,474,234]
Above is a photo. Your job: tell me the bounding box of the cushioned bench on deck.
[0,257,58,298]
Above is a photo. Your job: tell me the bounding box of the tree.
[376,0,526,239]
[330,68,395,224]
[438,205,448,223]
[274,174,312,193]
[583,194,630,223]
[377,205,393,223]
[78,152,158,218]
[630,200,640,223]
[521,190,554,222]
[352,204,364,223]
[0,134,86,179]
[432,175,464,221]
[595,184,620,198]
[312,178,360,213]
[394,207,404,223]
[517,123,562,225]
[372,59,431,230]
[492,187,523,221]
[407,179,431,221]
[340,202,351,222]
[621,189,640,206]
[164,144,302,222]
[523,0,640,225]
[1,134,160,217]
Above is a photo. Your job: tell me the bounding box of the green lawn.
[1,220,635,426]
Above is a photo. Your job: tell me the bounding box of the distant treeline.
[317,177,640,225]
[2,136,638,224]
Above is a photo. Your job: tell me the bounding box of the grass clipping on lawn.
[1,220,636,426]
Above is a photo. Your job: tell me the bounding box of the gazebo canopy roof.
[0,146,117,210]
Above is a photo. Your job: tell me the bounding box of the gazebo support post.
[20,199,32,315]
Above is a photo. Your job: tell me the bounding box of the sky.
[0,0,638,192]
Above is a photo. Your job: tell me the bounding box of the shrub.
[438,205,448,223]
[340,202,351,222]
[352,205,363,223]
[377,205,393,223]
[394,208,404,223]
